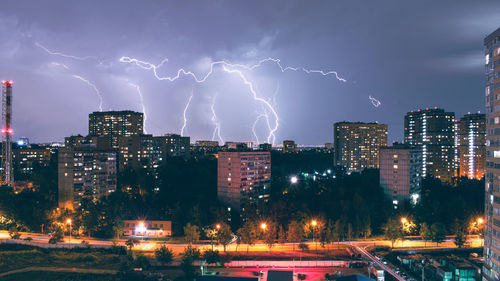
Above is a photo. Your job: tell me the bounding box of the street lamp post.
[311,220,317,251]
[66,218,72,244]
[477,217,484,247]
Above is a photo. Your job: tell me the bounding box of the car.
[297,274,307,280]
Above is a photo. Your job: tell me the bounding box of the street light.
[290,176,298,184]
[260,223,267,231]
[477,218,484,225]
[216,224,221,230]
[311,220,318,251]
[66,218,72,244]
[401,217,407,224]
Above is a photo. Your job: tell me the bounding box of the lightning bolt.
[72,75,104,112]
[49,62,70,70]
[129,83,148,134]
[181,93,193,137]
[35,42,102,63]
[210,97,223,144]
[119,56,346,144]
[369,95,381,107]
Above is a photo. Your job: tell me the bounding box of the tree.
[263,223,277,251]
[48,227,64,244]
[287,220,304,250]
[383,218,403,248]
[183,223,200,245]
[278,225,286,244]
[8,226,20,239]
[182,245,201,260]
[430,223,447,246]
[203,249,221,265]
[332,219,344,248]
[205,227,218,250]
[237,221,257,253]
[216,222,234,252]
[454,227,468,248]
[125,237,140,251]
[420,223,432,247]
[347,223,354,241]
[155,244,174,265]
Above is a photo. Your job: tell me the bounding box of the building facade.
[404,108,456,183]
[88,110,143,149]
[283,140,298,153]
[484,27,500,281]
[333,122,388,172]
[217,151,271,209]
[379,144,421,206]
[58,147,117,209]
[458,113,486,180]
[123,220,172,238]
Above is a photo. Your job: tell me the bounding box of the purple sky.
[0,1,499,145]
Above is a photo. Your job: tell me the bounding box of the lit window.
[393,165,398,169]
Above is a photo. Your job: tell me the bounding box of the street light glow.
[66,218,72,224]
[260,223,267,230]
[478,218,484,224]
[216,224,221,229]
[311,220,317,227]
[136,221,147,234]
[290,176,298,184]
[401,217,407,224]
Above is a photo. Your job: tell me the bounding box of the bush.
[155,245,174,265]
[9,226,21,239]
[202,249,220,264]
[132,255,151,270]
[298,243,309,251]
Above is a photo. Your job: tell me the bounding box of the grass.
[0,246,124,273]
[0,271,116,281]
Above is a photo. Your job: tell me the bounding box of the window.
[393,165,398,169]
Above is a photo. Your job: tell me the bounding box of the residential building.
[404,108,456,183]
[379,143,421,206]
[217,151,271,209]
[483,27,500,281]
[333,122,388,172]
[123,220,172,238]
[88,110,143,149]
[457,113,486,179]
[13,145,53,175]
[58,147,117,209]
[283,140,298,153]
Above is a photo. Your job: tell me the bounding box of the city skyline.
[0,1,499,145]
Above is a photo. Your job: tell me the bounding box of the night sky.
[0,1,499,145]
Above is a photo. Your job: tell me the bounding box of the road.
[0,230,483,253]
[353,244,405,281]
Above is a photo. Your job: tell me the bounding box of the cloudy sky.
[0,0,499,145]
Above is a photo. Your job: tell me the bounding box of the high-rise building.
[58,147,117,209]
[283,140,298,153]
[88,110,143,149]
[217,151,271,209]
[457,113,486,180]
[333,122,387,172]
[404,108,456,183]
[379,143,421,206]
[118,134,158,172]
[483,27,500,281]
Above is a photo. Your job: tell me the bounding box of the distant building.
[58,147,117,209]
[283,140,298,153]
[158,134,190,157]
[13,146,53,175]
[88,110,144,149]
[259,143,272,151]
[117,134,160,172]
[483,27,500,281]
[404,108,456,183]
[457,113,486,180]
[217,151,271,209]
[123,220,172,238]
[224,142,249,151]
[193,140,220,154]
[65,135,111,150]
[333,122,388,172]
[379,143,421,206]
